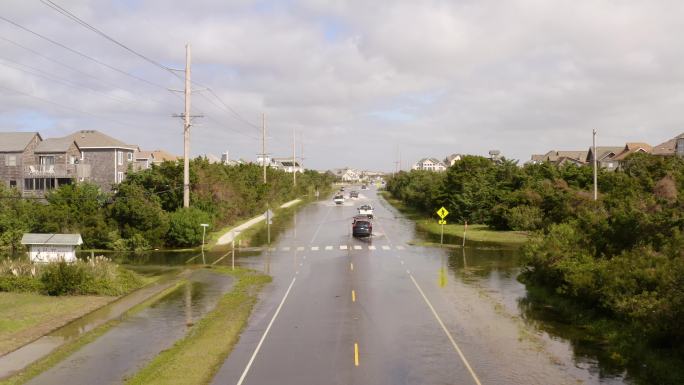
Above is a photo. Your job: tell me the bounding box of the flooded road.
[210,187,636,385]
[25,269,233,385]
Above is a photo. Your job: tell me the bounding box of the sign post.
[462,220,468,248]
[436,207,449,246]
[265,208,274,245]
[200,223,209,265]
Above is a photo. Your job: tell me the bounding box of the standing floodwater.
[26,269,233,385]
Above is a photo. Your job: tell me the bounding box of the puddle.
[0,269,233,384]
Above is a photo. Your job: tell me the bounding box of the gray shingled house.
[66,130,137,191]
[0,132,42,190]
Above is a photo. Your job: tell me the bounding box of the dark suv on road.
[350,190,359,198]
[352,215,373,237]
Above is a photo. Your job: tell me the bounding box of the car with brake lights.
[352,215,373,237]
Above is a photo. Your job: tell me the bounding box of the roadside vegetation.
[385,153,684,374]
[0,257,147,296]
[126,268,271,385]
[0,160,334,254]
[380,191,528,245]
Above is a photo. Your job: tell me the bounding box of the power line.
[0,15,170,91]
[0,84,141,129]
[0,56,156,109]
[0,34,179,110]
[37,1,268,142]
[39,0,177,76]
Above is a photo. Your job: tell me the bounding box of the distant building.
[134,151,155,170]
[412,158,447,171]
[488,150,502,163]
[528,150,588,166]
[332,168,361,182]
[586,146,624,170]
[150,150,179,164]
[652,133,684,158]
[272,158,302,173]
[444,154,463,167]
[612,143,652,167]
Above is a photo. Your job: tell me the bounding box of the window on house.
[39,156,55,165]
[69,156,75,165]
[117,151,123,166]
[9,180,16,188]
[24,178,34,190]
[6,155,17,166]
[127,152,133,161]
[117,171,124,183]
[81,151,85,161]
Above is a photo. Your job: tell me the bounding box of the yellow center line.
[354,342,359,367]
[352,290,356,302]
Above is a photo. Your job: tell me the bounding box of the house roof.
[34,137,78,153]
[652,133,684,155]
[151,150,179,162]
[135,150,154,160]
[0,132,41,152]
[21,233,83,246]
[67,130,136,150]
[613,142,652,161]
[587,146,624,162]
[530,154,546,162]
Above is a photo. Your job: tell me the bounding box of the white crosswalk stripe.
[311,246,319,251]
[282,247,290,251]
[382,245,391,250]
[297,246,305,251]
[368,245,376,250]
[354,245,362,250]
[325,246,333,250]
[396,245,405,250]
[340,245,348,250]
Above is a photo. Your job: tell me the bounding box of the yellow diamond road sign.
[437,207,449,219]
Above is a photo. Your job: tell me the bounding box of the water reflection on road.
[26,269,233,385]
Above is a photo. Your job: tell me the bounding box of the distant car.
[340,186,345,191]
[358,204,373,219]
[361,185,367,190]
[350,190,359,198]
[334,194,345,205]
[352,215,373,237]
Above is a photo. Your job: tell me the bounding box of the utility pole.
[593,129,598,201]
[293,127,297,187]
[261,113,267,184]
[183,43,191,208]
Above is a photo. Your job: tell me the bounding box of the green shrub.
[166,207,212,247]
[41,261,90,296]
[506,205,543,231]
[0,275,43,292]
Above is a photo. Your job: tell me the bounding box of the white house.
[412,158,447,171]
[21,233,83,263]
[272,158,302,173]
[444,154,463,166]
[332,168,361,182]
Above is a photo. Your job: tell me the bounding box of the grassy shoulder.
[125,267,271,385]
[379,191,528,245]
[0,293,113,356]
[0,279,186,385]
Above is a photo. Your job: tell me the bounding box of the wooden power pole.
[183,43,191,208]
[593,129,598,201]
[293,127,297,187]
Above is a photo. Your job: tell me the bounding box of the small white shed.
[21,233,83,263]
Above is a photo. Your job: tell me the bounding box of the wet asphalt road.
[210,188,585,385]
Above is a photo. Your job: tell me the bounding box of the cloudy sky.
[1,0,683,171]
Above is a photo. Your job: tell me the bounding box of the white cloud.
[1,0,683,170]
